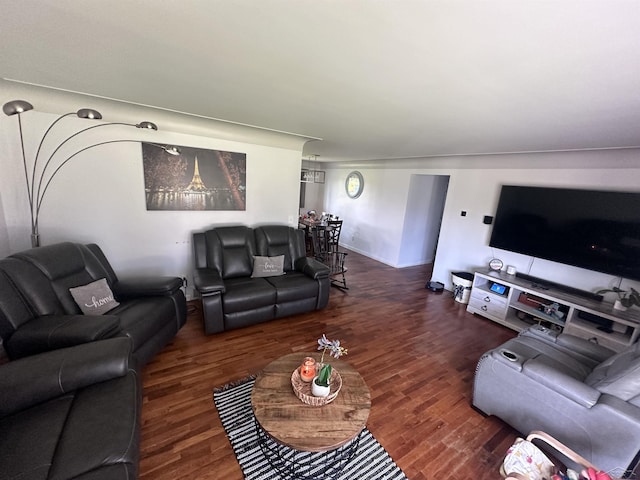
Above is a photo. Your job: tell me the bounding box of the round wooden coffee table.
[251,352,371,479]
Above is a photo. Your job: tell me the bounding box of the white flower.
[317,334,348,363]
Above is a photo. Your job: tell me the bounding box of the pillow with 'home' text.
[251,255,285,278]
[69,278,120,315]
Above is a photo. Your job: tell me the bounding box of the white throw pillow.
[251,255,285,278]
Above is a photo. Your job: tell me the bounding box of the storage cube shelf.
[467,270,640,352]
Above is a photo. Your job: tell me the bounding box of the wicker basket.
[291,367,342,406]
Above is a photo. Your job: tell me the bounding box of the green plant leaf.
[315,364,332,386]
[597,287,631,302]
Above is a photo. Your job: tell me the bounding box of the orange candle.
[300,357,316,382]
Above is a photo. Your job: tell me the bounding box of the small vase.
[311,377,330,397]
[614,299,628,311]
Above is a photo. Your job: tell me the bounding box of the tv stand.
[467,270,640,352]
[515,272,604,302]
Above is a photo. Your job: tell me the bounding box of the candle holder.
[299,356,316,382]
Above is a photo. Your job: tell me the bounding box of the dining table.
[298,218,332,256]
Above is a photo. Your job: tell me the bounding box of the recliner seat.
[473,325,640,477]
[0,242,186,364]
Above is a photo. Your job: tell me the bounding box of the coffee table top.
[251,352,371,452]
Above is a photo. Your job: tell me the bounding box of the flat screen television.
[489,185,640,282]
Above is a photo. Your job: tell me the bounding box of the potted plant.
[596,286,640,311]
[311,334,347,397]
[311,362,333,397]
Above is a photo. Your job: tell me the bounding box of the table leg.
[254,417,362,480]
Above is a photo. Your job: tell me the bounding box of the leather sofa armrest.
[556,333,616,363]
[295,257,330,280]
[193,268,225,295]
[0,337,133,416]
[113,276,183,298]
[523,357,601,408]
[6,314,121,359]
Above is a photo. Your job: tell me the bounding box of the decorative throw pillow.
[69,278,120,315]
[251,255,285,278]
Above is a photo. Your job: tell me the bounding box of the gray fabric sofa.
[0,242,187,365]
[0,337,140,480]
[193,225,330,334]
[473,325,640,476]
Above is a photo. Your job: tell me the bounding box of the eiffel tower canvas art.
[186,156,207,191]
[142,143,246,211]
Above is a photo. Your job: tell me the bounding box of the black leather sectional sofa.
[193,225,330,334]
[0,242,187,480]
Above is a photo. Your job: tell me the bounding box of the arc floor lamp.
[3,99,180,247]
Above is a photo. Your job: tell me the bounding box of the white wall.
[398,174,449,267]
[323,167,411,266]
[322,150,640,296]
[0,82,310,298]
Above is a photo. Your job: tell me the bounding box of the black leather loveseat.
[0,337,141,480]
[0,242,187,365]
[193,225,330,334]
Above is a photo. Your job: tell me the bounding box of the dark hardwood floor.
[139,249,519,479]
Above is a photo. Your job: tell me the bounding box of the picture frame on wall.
[142,143,246,211]
[314,171,325,184]
[301,170,314,183]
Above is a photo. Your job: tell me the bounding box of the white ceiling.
[2,0,640,163]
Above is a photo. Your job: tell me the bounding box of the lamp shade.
[76,109,102,120]
[3,100,34,116]
[163,146,180,155]
[137,121,158,130]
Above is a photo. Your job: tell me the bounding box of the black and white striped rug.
[213,377,408,480]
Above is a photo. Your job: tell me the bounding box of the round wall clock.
[489,258,503,271]
[345,171,364,199]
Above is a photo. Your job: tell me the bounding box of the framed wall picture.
[142,143,246,211]
[301,170,314,183]
[314,171,325,184]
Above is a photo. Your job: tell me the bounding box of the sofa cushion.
[265,271,319,303]
[0,395,74,480]
[109,297,175,352]
[70,278,120,315]
[222,247,254,279]
[254,225,302,271]
[12,243,113,316]
[251,255,285,278]
[222,277,276,314]
[5,315,121,359]
[204,227,256,279]
[14,243,85,279]
[586,342,640,400]
[48,373,139,480]
[498,336,594,380]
